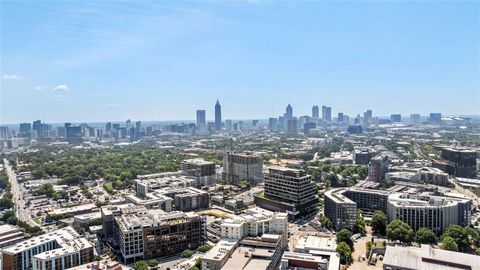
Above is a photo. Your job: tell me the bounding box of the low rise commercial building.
[279,251,340,270]
[383,244,480,270]
[73,212,102,228]
[353,147,376,165]
[128,184,209,212]
[202,234,285,270]
[294,236,337,253]
[47,203,97,217]
[0,225,25,249]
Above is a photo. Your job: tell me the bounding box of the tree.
[197,244,212,253]
[336,241,352,264]
[353,211,366,235]
[336,229,353,249]
[386,220,414,243]
[440,236,459,252]
[463,226,480,249]
[146,259,159,267]
[319,216,333,230]
[415,227,437,245]
[134,261,149,270]
[371,211,388,235]
[441,224,468,252]
[182,249,193,258]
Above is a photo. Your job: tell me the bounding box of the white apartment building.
[220,207,288,240]
[1,227,93,270]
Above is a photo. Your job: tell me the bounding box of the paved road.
[3,159,38,227]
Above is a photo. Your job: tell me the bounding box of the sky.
[1,0,479,124]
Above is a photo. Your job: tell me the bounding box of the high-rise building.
[225,119,233,132]
[390,114,402,122]
[285,104,293,119]
[196,110,206,126]
[255,167,318,219]
[222,152,263,185]
[337,112,344,124]
[286,117,298,134]
[363,110,372,124]
[19,123,31,139]
[64,123,83,144]
[0,126,9,141]
[429,113,442,124]
[215,100,222,131]
[325,107,331,121]
[135,121,142,139]
[268,118,278,131]
[105,122,112,133]
[312,105,319,118]
[410,114,421,124]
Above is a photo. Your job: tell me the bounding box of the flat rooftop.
[295,236,337,252]
[117,209,200,231]
[383,244,480,270]
[2,227,81,254]
[202,238,238,262]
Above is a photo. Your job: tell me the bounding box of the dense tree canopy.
[440,224,480,252]
[13,144,184,189]
[386,220,414,243]
[415,227,437,245]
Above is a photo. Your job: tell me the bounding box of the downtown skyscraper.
[196,110,206,126]
[312,105,319,118]
[215,100,222,131]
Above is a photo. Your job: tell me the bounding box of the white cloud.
[52,94,64,101]
[2,74,23,80]
[34,85,48,90]
[53,84,70,91]
[106,103,118,107]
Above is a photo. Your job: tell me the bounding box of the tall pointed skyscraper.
[215,99,222,131]
[285,104,293,119]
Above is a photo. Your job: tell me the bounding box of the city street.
[3,159,38,227]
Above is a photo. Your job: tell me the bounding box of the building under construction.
[114,207,206,263]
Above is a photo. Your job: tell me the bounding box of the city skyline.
[1,1,479,123]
